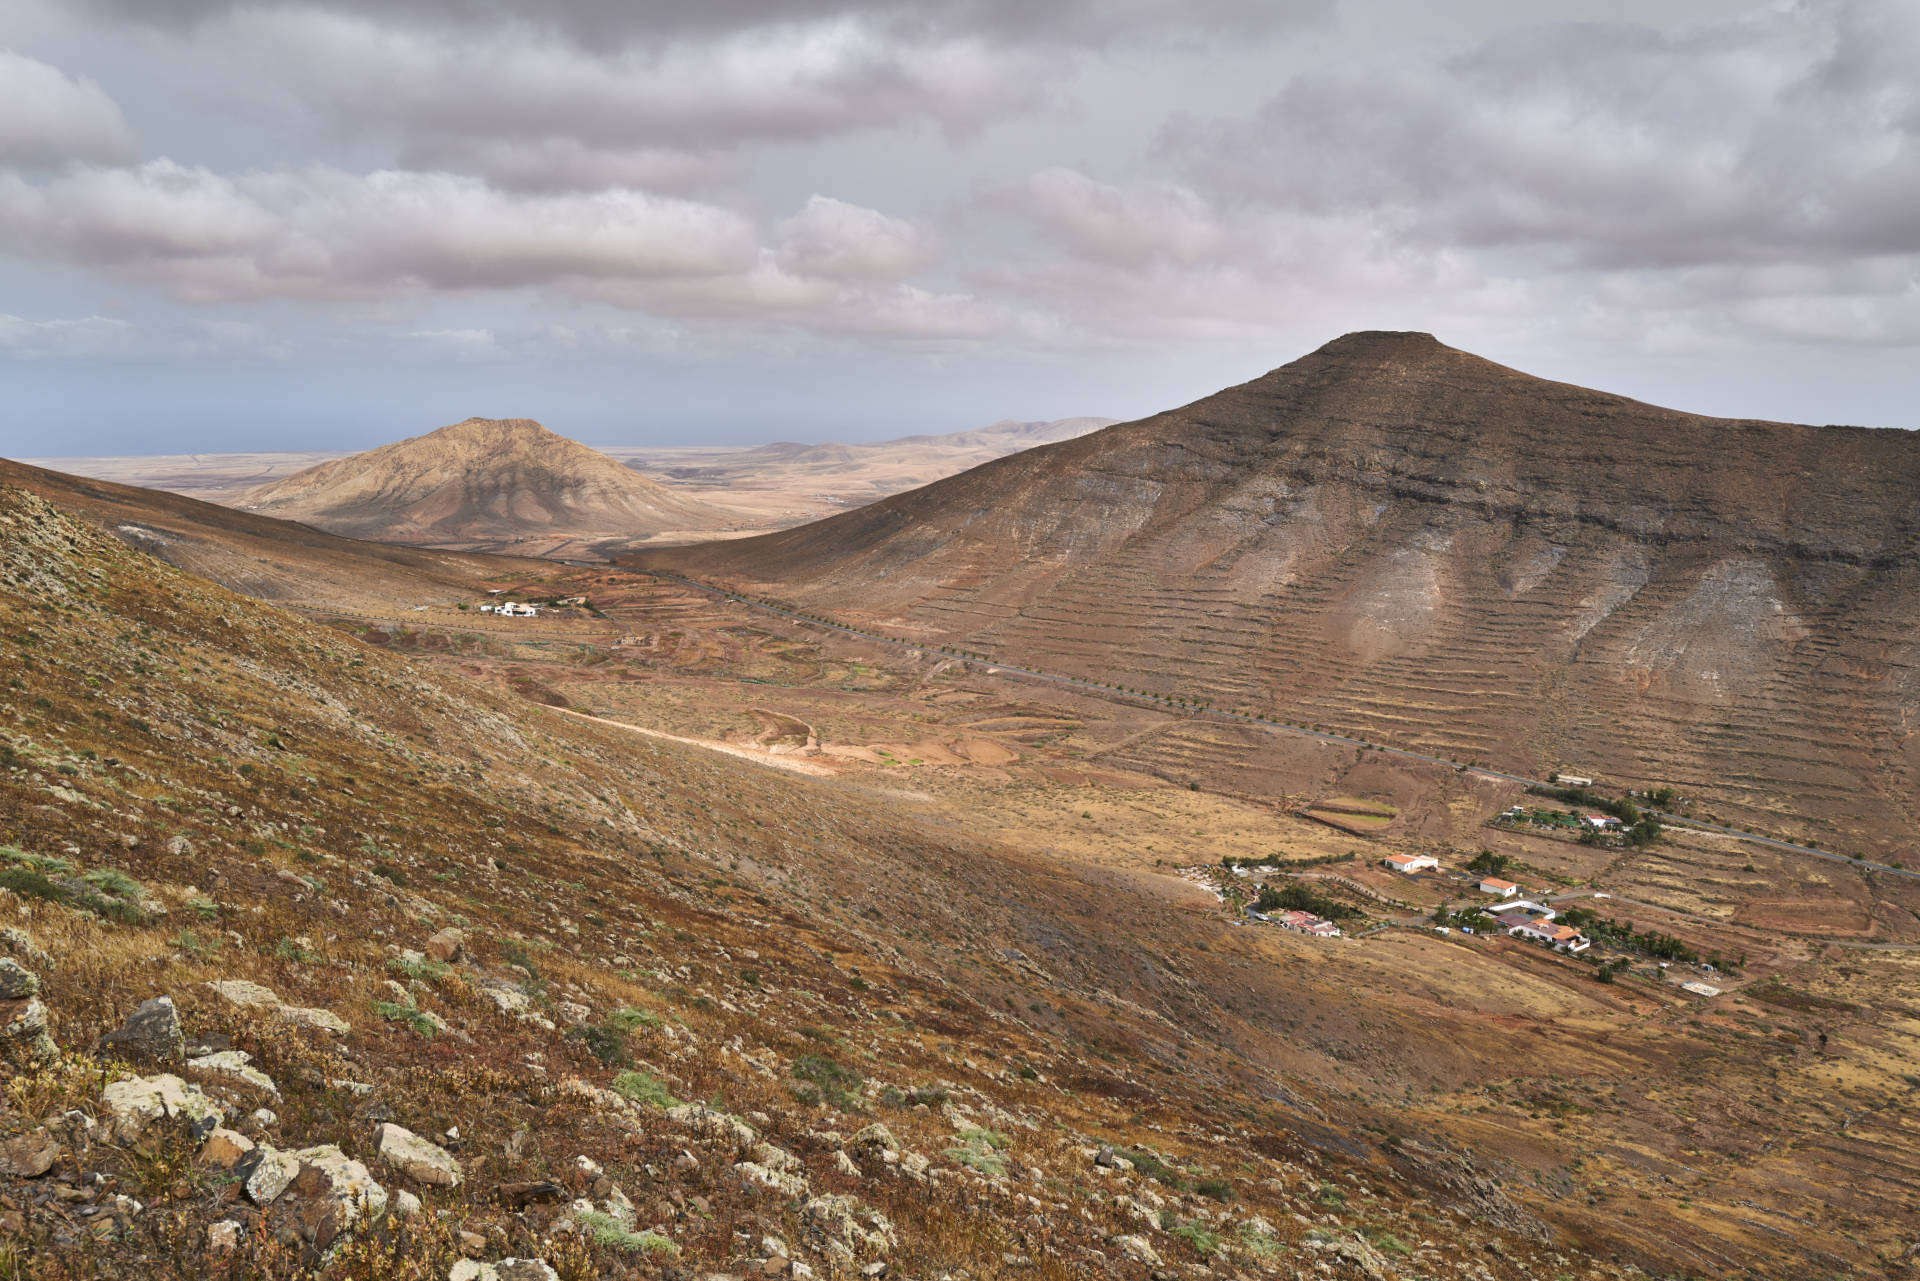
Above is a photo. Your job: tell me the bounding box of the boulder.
[376,1123,463,1188]
[0,1128,60,1178]
[98,1074,222,1143]
[97,996,185,1065]
[425,929,465,963]
[241,1144,300,1205]
[206,979,349,1036]
[846,1123,898,1157]
[207,1219,243,1254]
[1111,1234,1162,1266]
[0,959,39,999]
[289,1144,389,1228]
[736,1160,810,1198]
[449,1261,560,1281]
[801,1194,895,1258]
[200,1127,257,1169]
[188,1049,279,1096]
[1,996,57,1071]
[0,927,51,970]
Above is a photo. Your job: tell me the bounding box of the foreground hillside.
[633,332,1920,860]
[0,484,1672,1279]
[241,418,737,558]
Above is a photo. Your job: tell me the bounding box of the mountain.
[631,331,1920,857]
[240,416,739,556]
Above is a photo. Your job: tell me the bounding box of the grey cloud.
[0,50,138,167]
[0,161,761,300]
[78,0,1322,48]
[1164,0,1920,270]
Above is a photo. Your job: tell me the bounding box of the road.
[644,569,1920,883]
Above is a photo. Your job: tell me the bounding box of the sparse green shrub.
[1194,1176,1233,1202]
[607,1007,661,1031]
[569,1022,632,1068]
[1169,1221,1221,1257]
[943,1130,1008,1176]
[791,1053,864,1111]
[276,936,321,964]
[187,896,219,920]
[575,1209,677,1254]
[170,930,220,961]
[372,1000,437,1038]
[611,1070,679,1108]
[386,955,451,984]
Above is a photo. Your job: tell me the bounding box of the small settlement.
[480,601,540,617]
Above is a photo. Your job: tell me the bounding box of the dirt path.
[559,708,840,777]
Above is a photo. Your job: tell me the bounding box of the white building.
[1383,853,1439,874]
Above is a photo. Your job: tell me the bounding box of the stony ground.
[0,484,1673,1280]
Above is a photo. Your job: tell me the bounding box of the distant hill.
[632,331,1920,857]
[240,417,738,557]
[610,416,1116,504]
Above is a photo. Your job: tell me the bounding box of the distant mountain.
[632,331,1920,856]
[241,417,737,556]
[614,416,1116,503]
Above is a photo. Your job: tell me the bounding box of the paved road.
[643,570,1920,882]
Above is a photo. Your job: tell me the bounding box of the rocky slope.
[632,332,1920,859]
[241,418,737,556]
[0,482,1676,1280]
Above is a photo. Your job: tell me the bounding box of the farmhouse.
[1477,878,1521,897]
[496,602,539,617]
[1273,910,1342,938]
[1582,813,1623,831]
[1383,853,1439,874]
[1556,773,1594,788]
[1499,900,1557,921]
[1507,919,1590,952]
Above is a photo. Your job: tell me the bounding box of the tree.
[1466,850,1510,876]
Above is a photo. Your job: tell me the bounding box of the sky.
[3,0,1918,455]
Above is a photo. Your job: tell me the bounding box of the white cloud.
[0,313,136,358]
[775,196,933,282]
[0,161,760,300]
[0,50,138,167]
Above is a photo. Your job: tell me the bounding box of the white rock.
[244,1145,301,1205]
[290,1145,389,1226]
[188,1050,279,1096]
[1112,1233,1162,1265]
[99,1074,222,1143]
[393,1189,423,1217]
[376,1123,463,1188]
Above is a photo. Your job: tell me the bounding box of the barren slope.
[241,417,738,556]
[633,332,1920,858]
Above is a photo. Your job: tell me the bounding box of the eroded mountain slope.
[634,332,1920,857]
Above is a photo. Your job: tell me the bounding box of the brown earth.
[631,331,1920,862]
[238,417,740,557]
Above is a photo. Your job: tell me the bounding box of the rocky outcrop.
[375,1123,462,1188]
[97,996,185,1065]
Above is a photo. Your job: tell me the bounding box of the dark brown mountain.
[241,416,738,556]
[631,331,1920,857]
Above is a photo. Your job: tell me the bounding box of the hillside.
[240,417,739,557]
[631,332,1920,859]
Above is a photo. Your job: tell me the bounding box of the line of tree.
[1221,852,1357,870]
[1254,883,1365,921]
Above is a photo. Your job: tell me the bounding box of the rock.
[0,996,56,1071]
[206,979,348,1036]
[200,1128,257,1169]
[801,1194,896,1258]
[833,1151,860,1178]
[0,927,51,969]
[860,1264,888,1279]
[376,1123,463,1188]
[736,1160,810,1198]
[847,1123,897,1157]
[450,1262,559,1281]
[289,1144,389,1229]
[0,1129,60,1178]
[241,1145,302,1205]
[425,928,465,963]
[458,1230,488,1256]
[1111,1234,1162,1266]
[497,1181,566,1208]
[207,1219,243,1253]
[667,1103,757,1151]
[0,959,39,999]
[393,1189,423,1217]
[97,996,185,1065]
[98,1074,222,1143]
[251,1108,279,1128]
[188,1049,280,1096]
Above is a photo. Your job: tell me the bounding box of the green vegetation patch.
[610,1070,679,1108]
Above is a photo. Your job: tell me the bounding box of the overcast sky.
[4,0,1918,454]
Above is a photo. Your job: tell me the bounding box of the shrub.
[610,1070,678,1108]
[943,1130,1008,1176]
[1168,1221,1221,1257]
[575,1210,678,1254]
[372,1000,437,1038]
[170,930,220,961]
[386,955,452,984]
[568,1023,632,1068]
[1194,1176,1233,1202]
[277,937,321,964]
[791,1053,864,1111]
[607,1007,661,1032]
